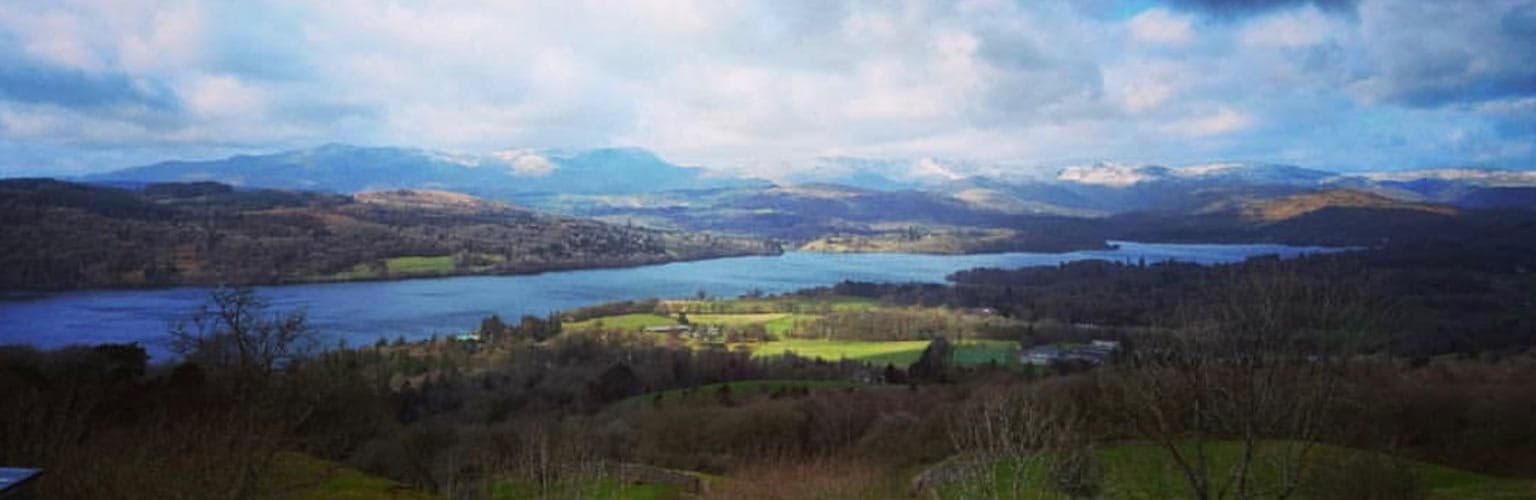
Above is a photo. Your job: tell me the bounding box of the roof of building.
[1023,345,1064,357]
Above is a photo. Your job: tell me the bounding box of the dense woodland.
[806,226,1536,357]
[0,179,778,289]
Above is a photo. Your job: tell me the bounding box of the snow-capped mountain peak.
[1056,162,1169,187]
[1357,168,1536,187]
[1057,162,1334,187]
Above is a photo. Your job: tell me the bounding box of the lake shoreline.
[0,247,785,296]
[0,242,1351,358]
[0,240,1119,295]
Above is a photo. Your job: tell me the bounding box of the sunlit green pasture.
[750,339,1018,367]
[564,313,679,331]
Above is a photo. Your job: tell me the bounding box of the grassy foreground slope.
[263,452,432,499]
[937,441,1536,499]
[491,479,683,500]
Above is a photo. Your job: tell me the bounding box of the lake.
[0,242,1342,360]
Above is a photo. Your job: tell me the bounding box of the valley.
[5,3,1534,498]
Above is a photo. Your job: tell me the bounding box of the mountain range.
[53,144,1536,257]
[84,144,767,200]
[79,145,1536,215]
[8,143,1535,289]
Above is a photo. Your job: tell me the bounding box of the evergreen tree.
[908,336,952,382]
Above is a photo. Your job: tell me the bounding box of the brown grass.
[1243,189,1457,222]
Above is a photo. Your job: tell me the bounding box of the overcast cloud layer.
[0,0,1532,176]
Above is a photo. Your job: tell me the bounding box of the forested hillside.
[0,179,779,290]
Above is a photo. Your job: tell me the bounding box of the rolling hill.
[0,179,779,290]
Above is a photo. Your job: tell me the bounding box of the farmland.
[560,296,1027,367]
[751,338,1019,367]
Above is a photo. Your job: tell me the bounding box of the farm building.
[1019,340,1120,366]
[1021,345,1065,365]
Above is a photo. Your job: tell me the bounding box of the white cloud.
[182,74,267,118]
[0,0,1533,175]
[1128,9,1194,45]
[1163,107,1253,138]
[0,9,104,71]
[1105,59,1192,114]
[118,4,204,72]
[1239,7,1341,48]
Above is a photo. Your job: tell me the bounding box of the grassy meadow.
[264,452,433,499]
[935,441,1536,500]
[561,296,1024,368]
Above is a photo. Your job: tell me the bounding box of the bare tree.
[171,286,316,381]
[944,388,1055,499]
[1101,267,1382,500]
[166,286,322,498]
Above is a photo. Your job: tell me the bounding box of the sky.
[0,0,1533,177]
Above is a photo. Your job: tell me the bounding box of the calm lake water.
[0,242,1341,360]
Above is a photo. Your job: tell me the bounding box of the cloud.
[1162,0,1359,20]
[1104,59,1191,113]
[0,50,178,110]
[1128,9,1194,44]
[181,74,266,118]
[1347,0,1536,108]
[1239,7,1343,47]
[0,0,1532,176]
[1164,107,1253,137]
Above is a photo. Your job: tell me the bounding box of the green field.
[384,255,456,275]
[322,263,379,281]
[565,313,679,331]
[751,339,1018,367]
[561,298,1020,368]
[492,478,682,500]
[564,311,823,337]
[669,296,880,314]
[951,340,1023,365]
[936,441,1536,499]
[265,452,432,499]
[687,313,821,336]
[752,339,932,366]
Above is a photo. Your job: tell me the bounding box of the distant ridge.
[1213,189,1460,222]
[83,144,768,201]
[77,146,1536,214]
